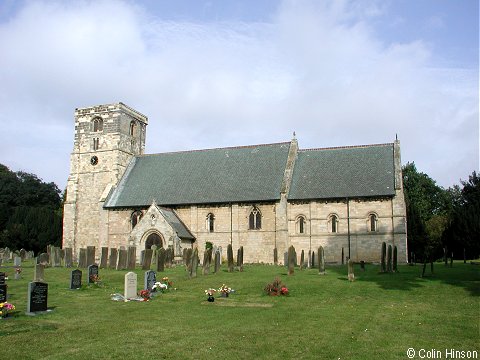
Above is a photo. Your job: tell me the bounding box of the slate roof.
[158,207,195,240]
[104,142,291,208]
[288,144,396,200]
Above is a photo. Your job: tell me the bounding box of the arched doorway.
[145,232,163,250]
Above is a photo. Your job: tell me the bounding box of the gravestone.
[117,249,127,270]
[124,272,137,300]
[19,248,26,260]
[34,264,45,282]
[109,248,118,269]
[70,269,82,290]
[78,248,87,268]
[273,248,278,265]
[165,248,172,268]
[190,248,199,278]
[26,281,48,314]
[140,250,145,267]
[185,248,192,273]
[52,248,61,267]
[214,250,221,273]
[38,253,49,266]
[300,250,305,270]
[157,248,166,272]
[0,272,5,285]
[311,251,315,268]
[227,244,234,273]
[0,284,6,302]
[100,247,108,269]
[142,249,153,270]
[151,245,158,266]
[88,264,99,284]
[64,248,73,268]
[127,246,136,270]
[284,252,288,267]
[14,256,21,267]
[86,246,96,267]
[144,270,156,291]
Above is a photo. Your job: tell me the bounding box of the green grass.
[1,262,478,359]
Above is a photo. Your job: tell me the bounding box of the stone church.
[62,102,407,264]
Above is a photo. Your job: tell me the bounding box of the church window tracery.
[92,117,103,132]
[328,214,339,233]
[131,210,143,229]
[296,215,306,234]
[206,213,215,232]
[249,207,262,230]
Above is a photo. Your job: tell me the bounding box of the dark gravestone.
[157,248,166,272]
[311,251,315,268]
[190,248,199,278]
[100,247,108,269]
[227,244,234,273]
[27,282,48,314]
[0,284,6,302]
[117,249,127,270]
[64,248,73,268]
[214,250,221,273]
[19,248,26,260]
[70,269,82,290]
[273,248,278,265]
[140,250,145,267]
[165,248,172,268]
[142,249,153,270]
[185,248,192,273]
[78,248,87,268]
[88,264,99,284]
[284,252,288,267]
[53,247,62,267]
[144,270,156,291]
[0,272,5,285]
[109,248,118,269]
[127,246,136,270]
[86,246,96,267]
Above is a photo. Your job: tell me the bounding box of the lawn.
[1,261,478,359]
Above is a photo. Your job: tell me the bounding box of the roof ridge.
[300,142,393,152]
[139,141,291,157]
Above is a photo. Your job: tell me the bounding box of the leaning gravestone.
[109,248,118,269]
[144,270,156,291]
[124,272,137,300]
[127,246,136,270]
[117,249,127,270]
[26,281,48,314]
[78,248,87,268]
[100,247,108,269]
[88,264,99,284]
[70,269,82,290]
[86,246,96,267]
[142,249,153,270]
[34,264,45,282]
[64,248,73,268]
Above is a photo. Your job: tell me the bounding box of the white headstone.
[14,256,21,267]
[124,272,137,300]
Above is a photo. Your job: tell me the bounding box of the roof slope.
[104,142,291,208]
[289,144,396,200]
[159,207,195,240]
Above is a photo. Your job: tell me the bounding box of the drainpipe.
[347,198,351,260]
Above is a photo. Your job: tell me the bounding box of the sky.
[0,0,478,191]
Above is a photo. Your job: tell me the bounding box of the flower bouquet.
[264,277,289,296]
[0,302,15,318]
[205,288,216,302]
[218,284,232,297]
[139,289,151,301]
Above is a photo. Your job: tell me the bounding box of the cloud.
[0,0,477,190]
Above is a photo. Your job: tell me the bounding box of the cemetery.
[0,245,478,359]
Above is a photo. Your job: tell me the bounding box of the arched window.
[131,210,143,229]
[249,206,262,230]
[129,121,136,136]
[330,215,338,233]
[206,213,215,233]
[368,213,378,232]
[92,117,103,132]
[296,215,306,234]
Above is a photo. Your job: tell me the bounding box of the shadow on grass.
[325,262,480,296]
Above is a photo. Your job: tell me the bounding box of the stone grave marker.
[0,272,6,285]
[117,249,127,270]
[78,248,87,268]
[140,250,145,267]
[124,272,137,300]
[14,256,21,267]
[88,264,99,284]
[0,283,6,302]
[70,269,82,290]
[284,252,288,267]
[142,249,153,270]
[127,246,136,270]
[100,247,108,269]
[34,264,45,282]
[86,246,96,267]
[144,270,156,291]
[19,248,26,260]
[157,248,166,272]
[214,250,221,273]
[64,248,73,268]
[52,248,61,267]
[38,253,49,266]
[109,248,118,269]
[185,248,192,273]
[26,281,48,314]
[151,245,158,266]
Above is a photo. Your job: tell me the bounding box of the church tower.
[62,103,148,258]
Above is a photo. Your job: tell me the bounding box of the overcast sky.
[0,0,478,191]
